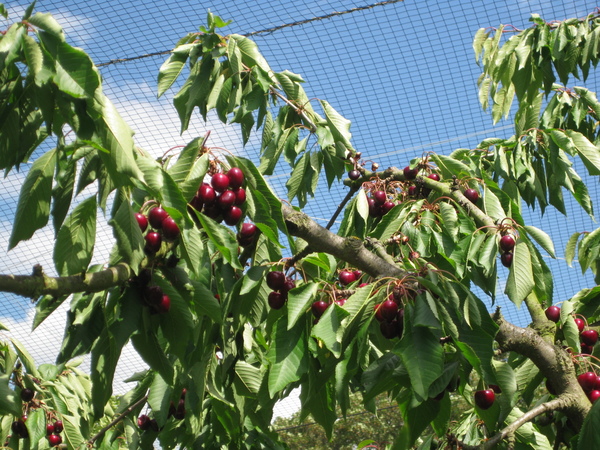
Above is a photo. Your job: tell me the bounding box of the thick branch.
[494,313,590,430]
[482,396,569,449]
[281,204,406,278]
[0,263,134,299]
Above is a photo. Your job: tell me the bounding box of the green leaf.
[396,309,443,401]
[157,49,191,98]
[287,282,319,330]
[319,100,354,153]
[267,316,308,397]
[566,130,600,175]
[483,186,505,221]
[0,375,21,416]
[431,154,471,180]
[28,12,65,39]
[578,386,600,448]
[8,148,56,250]
[148,373,172,426]
[108,199,145,273]
[523,225,555,258]
[195,212,242,270]
[311,304,349,358]
[566,232,583,267]
[438,202,459,240]
[54,196,97,276]
[504,240,534,307]
[10,338,39,378]
[235,361,262,395]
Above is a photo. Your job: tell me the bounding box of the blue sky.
[1,0,599,364]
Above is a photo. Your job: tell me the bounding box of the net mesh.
[1,0,599,421]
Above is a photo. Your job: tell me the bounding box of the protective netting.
[1,0,599,421]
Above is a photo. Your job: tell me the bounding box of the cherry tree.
[2,3,600,448]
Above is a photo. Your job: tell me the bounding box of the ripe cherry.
[211,173,230,192]
[464,188,479,203]
[474,389,495,410]
[148,207,169,229]
[281,279,295,294]
[46,423,55,435]
[53,420,63,433]
[48,434,62,446]
[500,251,513,268]
[578,371,597,392]
[373,190,387,205]
[403,166,418,180]
[233,188,246,205]
[311,301,329,318]
[144,285,163,306]
[353,270,362,280]
[581,343,595,355]
[348,170,361,180]
[144,231,162,254]
[427,173,441,182]
[581,329,599,346]
[266,272,286,291]
[575,317,585,333]
[381,201,396,215]
[379,299,399,322]
[137,414,150,431]
[161,217,180,241]
[589,390,600,403]
[218,190,236,209]
[339,270,356,286]
[20,388,34,402]
[11,419,28,439]
[380,320,400,339]
[224,206,242,226]
[545,305,561,323]
[198,184,216,205]
[156,295,171,314]
[227,167,244,189]
[135,213,148,232]
[334,298,347,306]
[268,291,286,309]
[239,223,257,238]
[499,235,516,252]
[407,185,418,197]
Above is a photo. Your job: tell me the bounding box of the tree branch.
[0,263,134,299]
[494,312,590,430]
[281,204,407,278]
[88,394,148,445]
[481,396,569,449]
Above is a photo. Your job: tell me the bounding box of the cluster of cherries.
[138,389,187,433]
[499,234,515,268]
[189,167,246,226]
[135,206,181,254]
[575,371,600,403]
[46,420,64,447]
[266,271,296,310]
[374,289,405,340]
[9,388,64,447]
[133,269,171,314]
[310,270,362,320]
[545,305,598,354]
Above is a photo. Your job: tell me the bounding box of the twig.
[269,88,317,132]
[326,185,359,230]
[88,394,149,445]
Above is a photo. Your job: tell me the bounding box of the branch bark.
[494,312,590,430]
[281,204,407,279]
[0,263,134,299]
